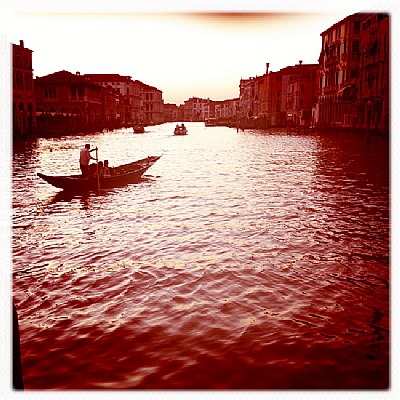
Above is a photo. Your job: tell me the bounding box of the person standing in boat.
[80,144,97,177]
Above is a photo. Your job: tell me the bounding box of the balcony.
[322,86,338,96]
[325,54,339,66]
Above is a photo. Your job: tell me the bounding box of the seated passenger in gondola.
[97,161,104,178]
[103,160,111,177]
[88,163,97,179]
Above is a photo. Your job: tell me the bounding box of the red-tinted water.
[12,123,389,389]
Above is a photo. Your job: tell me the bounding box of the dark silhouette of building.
[12,40,36,139]
[359,13,390,134]
[35,70,105,134]
[317,12,389,134]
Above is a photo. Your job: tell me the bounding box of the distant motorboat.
[204,118,216,127]
[133,125,145,134]
[174,124,188,135]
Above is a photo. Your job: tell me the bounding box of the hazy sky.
[2,1,396,105]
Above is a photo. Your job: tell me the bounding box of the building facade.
[215,98,239,125]
[183,97,203,121]
[239,77,256,119]
[13,40,36,138]
[238,62,317,129]
[317,12,389,134]
[358,13,390,133]
[286,62,318,128]
[318,13,366,129]
[163,103,179,122]
[201,98,216,121]
[35,70,104,133]
[84,74,141,125]
[139,82,164,125]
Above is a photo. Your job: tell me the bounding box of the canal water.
[12,122,390,389]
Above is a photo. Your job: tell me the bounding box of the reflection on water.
[12,123,389,389]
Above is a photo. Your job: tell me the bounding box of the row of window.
[288,85,305,94]
[325,15,388,51]
[13,54,32,70]
[287,98,305,108]
[41,86,104,101]
[337,20,360,38]
[325,40,359,56]
[319,68,359,88]
[362,14,388,31]
[14,72,33,91]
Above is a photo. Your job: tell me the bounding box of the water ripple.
[12,124,389,389]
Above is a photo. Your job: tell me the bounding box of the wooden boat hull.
[37,155,161,192]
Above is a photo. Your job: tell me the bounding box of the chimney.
[19,40,24,47]
[76,71,80,76]
[266,63,270,74]
[299,60,303,65]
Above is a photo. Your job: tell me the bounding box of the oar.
[95,147,100,193]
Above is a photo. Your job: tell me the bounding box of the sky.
[1,1,381,105]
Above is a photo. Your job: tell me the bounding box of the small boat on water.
[133,125,145,134]
[37,155,161,192]
[204,118,216,127]
[174,124,188,135]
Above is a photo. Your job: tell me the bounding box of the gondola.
[37,155,161,192]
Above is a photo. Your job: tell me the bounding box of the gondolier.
[80,144,97,176]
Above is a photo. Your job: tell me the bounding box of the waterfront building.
[239,77,256,119]
[253,73,268,123]
[317,13,365,129]
[215,98,239,125]
[12,40,36,138]
[163,103,179,122]
[202,98,216,121]
[180,97,238,125]
[239,62,317,129]
[358,13,390,133]
[177,104,185,121]
[35,70,104,133]
[263,69,285,127]
[183,97,204,121]
[99,85,123,130]
[239,71,281,128]
[317,12,389,134]
[84,74,141,125]
[286,62,318,128]
[138,82,164,125]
